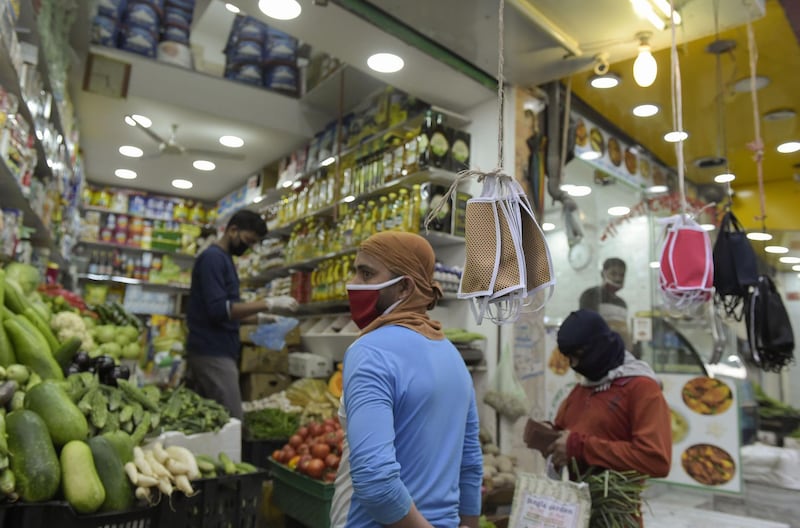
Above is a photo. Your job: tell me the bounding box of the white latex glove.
[264,295,299,312]
[256,313,277,324]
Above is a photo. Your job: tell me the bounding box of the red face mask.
[346,276,406,329]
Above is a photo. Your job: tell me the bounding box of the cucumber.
[60,440,106,514]
[88,435,134,512]
[6,409,61,502]
[53,336,83,369]
[4,316,63,380]
[24,380,89,447]
[22,307,58,354]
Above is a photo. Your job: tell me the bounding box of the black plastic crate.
[5,502,159,527]
[160,471,269,528]
[242,438,287,469]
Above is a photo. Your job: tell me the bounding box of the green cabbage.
[4,263,41,294]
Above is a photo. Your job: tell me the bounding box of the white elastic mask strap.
[346,275,406,292]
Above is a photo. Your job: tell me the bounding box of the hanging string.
[558,78,572,186]
[712,0,733,208]
[746,20,767,227]
[670,0,688,217]
[496,0,506,170]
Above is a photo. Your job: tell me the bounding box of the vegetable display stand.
[5,502,160,527]
[242,438,288,469]
[268,458,334,528]
[160,470,269,528]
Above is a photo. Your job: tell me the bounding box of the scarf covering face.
[557,309,625,381]
[357,232,445,340]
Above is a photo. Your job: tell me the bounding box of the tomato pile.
[271,417,344,482]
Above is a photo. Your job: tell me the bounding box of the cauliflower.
[51,311,95,351]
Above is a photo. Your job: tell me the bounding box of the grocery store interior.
[0,0,799,526]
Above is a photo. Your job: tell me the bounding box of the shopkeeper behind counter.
[185,209,298,419]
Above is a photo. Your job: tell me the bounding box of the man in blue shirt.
[330,231,483,528]
[186,209,297,419]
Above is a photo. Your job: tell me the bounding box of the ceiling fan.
[126,115,245,161]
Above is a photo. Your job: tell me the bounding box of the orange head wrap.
[357,231,445,340]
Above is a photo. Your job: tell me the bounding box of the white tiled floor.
[643,499,789,528]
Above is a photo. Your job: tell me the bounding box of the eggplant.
[73,351,91,370]
[116,364,131,380]
[0,380,18,406]
[66,364,81,376]
[93,355,116,375]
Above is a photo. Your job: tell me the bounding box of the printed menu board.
[659,373,742,493]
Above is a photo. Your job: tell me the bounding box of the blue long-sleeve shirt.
[330,325,483,528]
[186,244,241,359]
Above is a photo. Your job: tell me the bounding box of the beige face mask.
[459,174,555,325]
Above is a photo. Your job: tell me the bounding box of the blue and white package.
[264,65,298,92]
[124,2,161,27]
[165,0,194,11]
[226,63,263,86]
[162,23,190,44]
[236,16,267,42]
[128,0,165,13]
[90,15,120,46]
[96,0,127,20]
[264,26,298,61]
[119,24,159,57]
[164,6,192,26]
[226,39,263,63]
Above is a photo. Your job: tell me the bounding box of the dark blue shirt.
[186,244,241,360]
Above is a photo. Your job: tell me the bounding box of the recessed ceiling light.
[765,245,789,254]
[579,151,602,160]
[747,232,772,241]
[777,141,800,154]
[700,223,715,231]
[541,222,555,232]
[124,115,136,126]
[608,206,630,216]
[567,185,592,197]
[219,135,244,148]
[281,181,293,188]
[632,104,659,117]
[225,2,241,13]
[258,0,301,20]
[320,156,336,167]
[589,74,620,89]
[779,256,800,264]
[763,108,796,121]
[367,53,404,73]
[343,195,356,203]
[172,179,193,189]
[131,114,151,128]
[253,196,264,204]
[649,261,660,269]
[647,185,669,193]
[714,173,736,183]
[793,264,800,271]
[664,131,688,142]
[114,169,137,180]
[119,145,143,158]
[732,75,770,93]
[193,160,216,171]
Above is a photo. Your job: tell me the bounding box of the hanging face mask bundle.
[655,0,714,314]
[425,0,554,326]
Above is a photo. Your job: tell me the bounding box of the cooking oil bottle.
[394,188,409,231]
[365,200,378,238]
[377,195,390,232]
[352,203,366,245]
[408,183,422,233]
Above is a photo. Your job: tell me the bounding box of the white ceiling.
[69,0,765,203]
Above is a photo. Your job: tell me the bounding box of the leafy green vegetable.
[243,408,300,440]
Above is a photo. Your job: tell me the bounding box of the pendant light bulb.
[633,33,657,88]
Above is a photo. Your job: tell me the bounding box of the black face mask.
[571,333,625,381]
[230,235,249,257]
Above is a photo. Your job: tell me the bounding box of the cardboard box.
[241,373,291,402]
[288,352,333,378]
[240,345,289,374]
[284,325,301,346]
[240,324,259,344]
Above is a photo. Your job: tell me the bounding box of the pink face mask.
[346,276,406,329]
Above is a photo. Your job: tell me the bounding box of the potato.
[482,453,496,468]
[483,464,497,478]
[495,472,517,487]
[495,455,514,473]
[482,443,500,456]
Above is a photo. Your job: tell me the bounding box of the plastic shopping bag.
[509,472,591,528]
[483,344,528,421]
[249,316,299,350]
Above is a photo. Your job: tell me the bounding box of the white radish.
[133,447,153,477]
[165,445,201,480]
[166,459,190,475]
[145,450,172,480]
[124,462,140,485]
[158,477,173,497]
[152,442,169,464]
[135,486,152,504]
[174,474,196,496]
[136,474,159,488]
